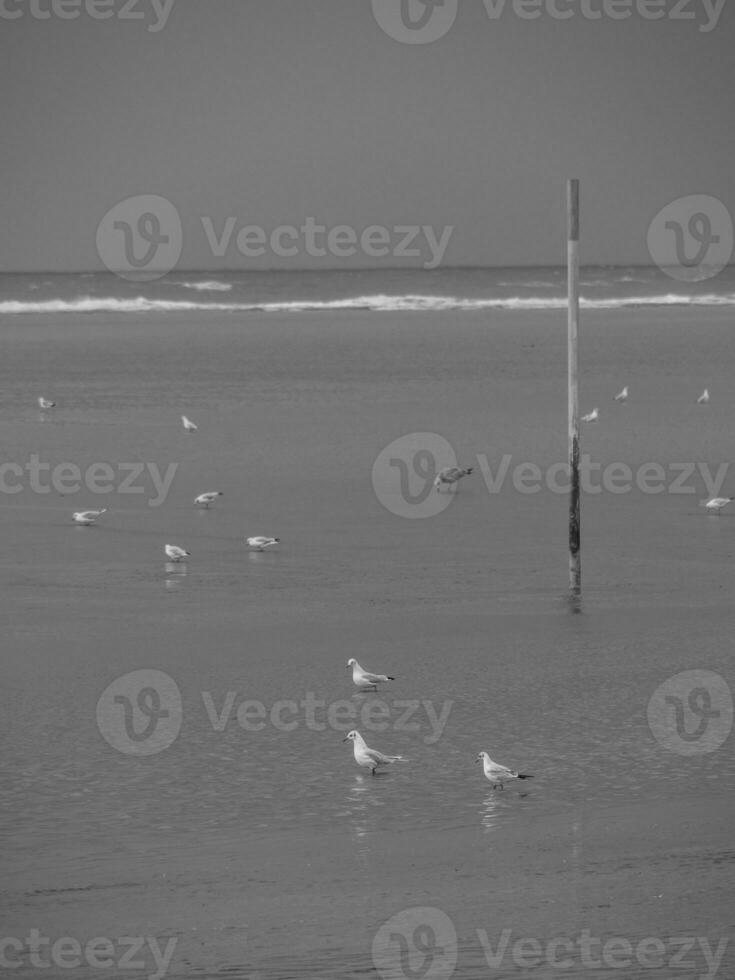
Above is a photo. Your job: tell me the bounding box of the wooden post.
[568,179,581,596]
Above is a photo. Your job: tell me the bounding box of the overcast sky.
[1,0,733,271]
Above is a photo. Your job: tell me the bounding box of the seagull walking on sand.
[347,658,395,692]
[581,408,599,422]
[613,386,628,402]
[343,730,406,775]
[704,497,733,515]
[246,536,279,552]
[165,544,190,562]
[181,415,198,432]
[434,465,474,492]
[38,396,55,410]
[697,389,710,405]
[476,751,534,790]
[72,509,107,526]
[194,491,223,508]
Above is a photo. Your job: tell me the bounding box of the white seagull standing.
[72,509,107,526]
[194,491,223,508]
[581,408,599,422]
[704,497,733,515]
[434,465,473,493]
[181,415,198,432]
[347,657,395,692]
[476,751,534,790]
[165,544,190,562]
[697,389,710,404]
[246,536,279,552]
[38,396,56,410]
[343,730,406,775]
[613,386,628,402]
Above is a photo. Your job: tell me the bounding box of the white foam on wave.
[173,279,234,292]
[1,292,734,316]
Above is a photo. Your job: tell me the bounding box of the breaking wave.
[1,292,734,315]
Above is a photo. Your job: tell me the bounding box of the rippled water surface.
[1,309,734,978]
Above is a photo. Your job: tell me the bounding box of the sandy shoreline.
[1,307,734,977]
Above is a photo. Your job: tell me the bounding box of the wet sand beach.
[1,307,734,978]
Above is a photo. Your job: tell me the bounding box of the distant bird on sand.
[704,497,733,515]
[697,389,710,405]
[165,544,190,562]
[347,657,395,692]
[434,465,473,492]
[181,415,198,432]
[38,396,55,410]
[194,491,223,508]
[476,751,534,790]
[72,509,107,525]
[613,386,628,402]
[343,730,406,775]
[246,536,279,552]
[581,408,599,422]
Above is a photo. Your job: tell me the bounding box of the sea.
[1,265,733,979]
[1,264,735,316]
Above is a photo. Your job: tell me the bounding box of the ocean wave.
[172,279,234,292]
[1,292,734,316]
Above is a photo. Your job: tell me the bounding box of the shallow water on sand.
[1,310,734,978]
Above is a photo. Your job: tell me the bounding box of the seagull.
[165,544,190,562]
[194,491,223,508]
[581,408,599,422]
[72,509,107,525]
[697,389,710,404]
[347,658,395,692]
[246,536,279,552]
[476,751,534,790]
[613,386,628,402]
[181,415,198,432]
[704,497,733,515]
[343,730,406,775]
[434,465,473,492]
[38,396,55,410]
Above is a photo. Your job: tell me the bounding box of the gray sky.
[1,0,733,270]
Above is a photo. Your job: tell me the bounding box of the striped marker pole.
[567,179,581,596]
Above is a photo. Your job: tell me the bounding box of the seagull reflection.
[345,774,384,868]
[480,793,503,832]
[165,561,187,590]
